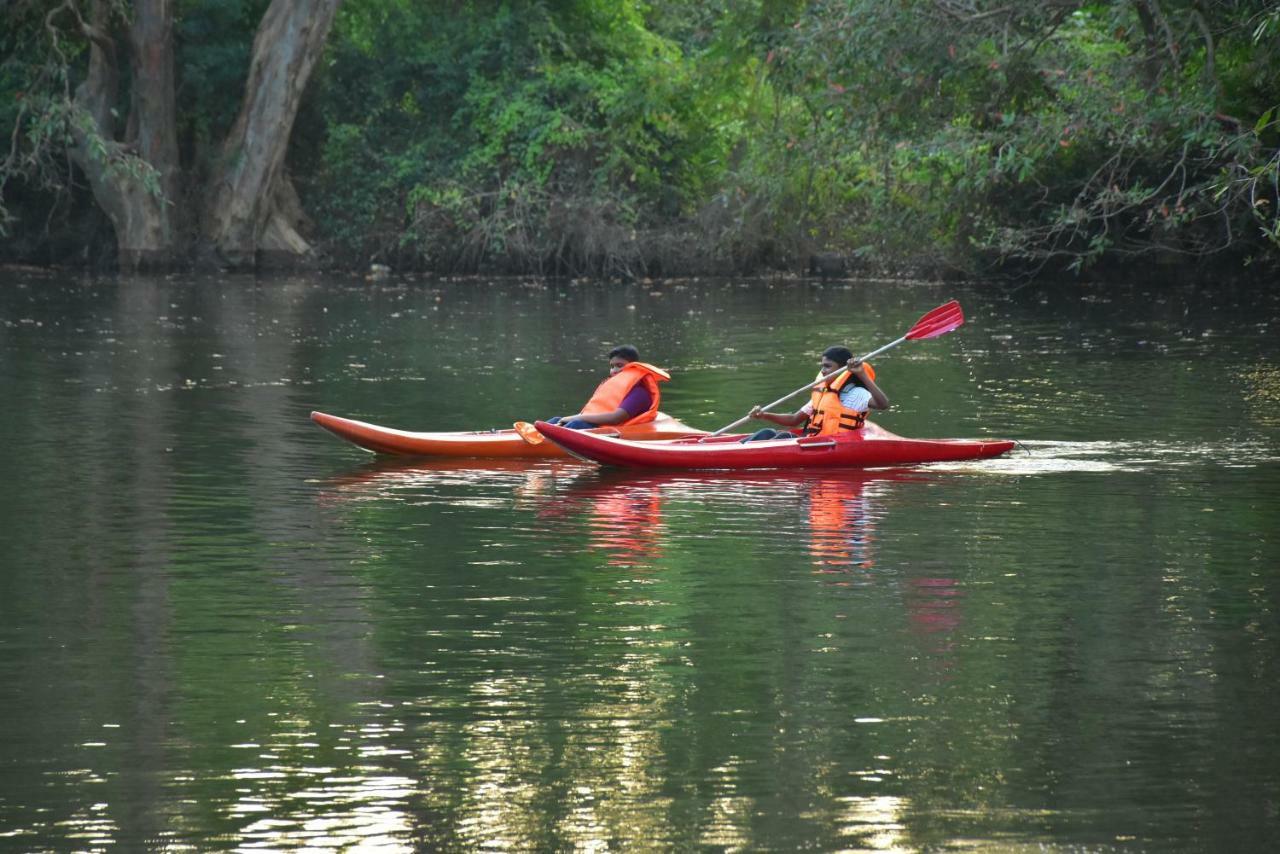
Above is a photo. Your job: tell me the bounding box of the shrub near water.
[299,1,1276,277]
[302,0,733,276]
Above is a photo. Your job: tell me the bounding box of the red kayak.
[311,410,703,458]
[534,419,1015,470]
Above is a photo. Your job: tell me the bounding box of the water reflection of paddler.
[905,576,964,640]
[806,472,883,572]
[545,345,670,430]
[902,572,965,676]
[744,346,889,442]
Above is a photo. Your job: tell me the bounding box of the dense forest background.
[2,0,1277,278]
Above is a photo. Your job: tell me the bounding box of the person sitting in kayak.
[744,346,889,441]
[546,345,670,430]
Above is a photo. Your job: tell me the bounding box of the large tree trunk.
[127,0,180,212]
[68,0,178,271]
[53,0,337,271]
[202,0,342,270]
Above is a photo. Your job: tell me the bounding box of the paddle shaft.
[710,335,905,436]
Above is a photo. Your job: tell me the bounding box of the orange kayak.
[310,410,705,458]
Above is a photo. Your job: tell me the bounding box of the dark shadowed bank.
[2,2,1278,281]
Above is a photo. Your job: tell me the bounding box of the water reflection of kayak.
[318,455,577,490]
[534,419,1015,470]
[551,468,929,571]
[310,410,703,458]
[557,465,931,495]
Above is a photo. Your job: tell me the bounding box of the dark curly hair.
[608,345,640,362]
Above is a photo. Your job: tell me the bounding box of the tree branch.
[1143,0,1181,69]
[44,0,117,63]
[1189,3,1218,99]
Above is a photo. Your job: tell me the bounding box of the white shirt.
[800,384,872,416]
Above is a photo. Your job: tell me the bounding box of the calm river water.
[1,271,1278,851]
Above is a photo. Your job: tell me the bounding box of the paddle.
[707,299,966,437]
[513,421,545,445]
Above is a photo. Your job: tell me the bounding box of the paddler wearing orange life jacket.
[744,346,889,441]
[545,345,670,430]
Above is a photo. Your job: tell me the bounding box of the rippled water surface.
[2,272,1278,850]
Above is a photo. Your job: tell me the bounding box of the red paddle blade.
[914,299,961,326]
[911,311,964,340]
[905,300,964,340]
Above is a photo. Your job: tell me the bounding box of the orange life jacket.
[805,364,874,436]
[582,361,669,425]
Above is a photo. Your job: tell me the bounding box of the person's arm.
[864,382,889,410]
[748,405,809,427]
[848,359,889,410]
[555,407,630,426]
[559,383,652,426]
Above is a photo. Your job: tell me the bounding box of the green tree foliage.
[3,0,1277,275]
[0,0,270,259]
[295,0,1280,275]
[0,1,102,247]
[300,0,745,275]
[760,0,1280,273]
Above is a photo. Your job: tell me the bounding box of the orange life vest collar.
[582,361,668,425]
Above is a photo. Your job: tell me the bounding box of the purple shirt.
[619,384,653,417]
